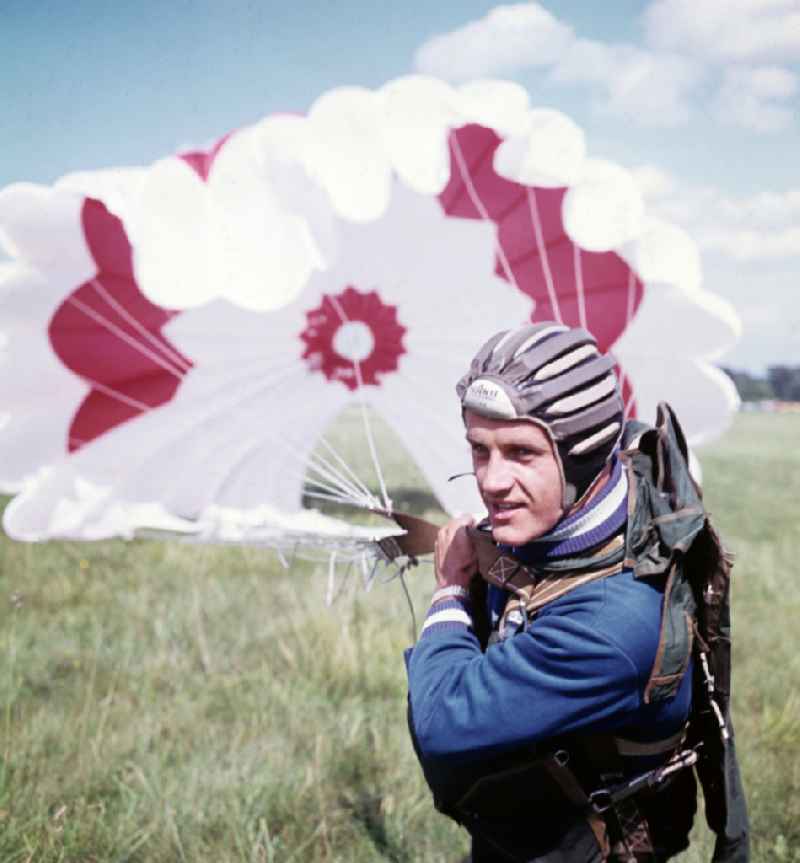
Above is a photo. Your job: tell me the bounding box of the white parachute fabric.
[0,75,740,546]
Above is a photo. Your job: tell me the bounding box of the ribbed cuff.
[419,597,473,640]
[431,584,470,604]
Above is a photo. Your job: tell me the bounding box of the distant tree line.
[722,365,800,402]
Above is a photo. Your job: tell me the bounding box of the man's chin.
[490,523,534,546]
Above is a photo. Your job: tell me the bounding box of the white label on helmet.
[463,379,517,419]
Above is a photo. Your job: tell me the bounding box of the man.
[405,323,748,862]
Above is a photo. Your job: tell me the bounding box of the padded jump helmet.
[456,322,624,508]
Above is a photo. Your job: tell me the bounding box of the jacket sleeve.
[407,597,644,767]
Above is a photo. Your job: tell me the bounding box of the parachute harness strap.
[587,747,700,815]
[698,649,731,742]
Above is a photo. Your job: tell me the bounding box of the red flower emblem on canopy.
[299,286,406,390]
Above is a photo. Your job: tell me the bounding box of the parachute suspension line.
[88,279,192,374]
[327,293,392,513]
[288,541,299,573]
[302,481,370,509]
[192,412,373,512]
[326,550,338,606]
[353,365,392,511]
[75,374,155,413]
[308,467,375,508]
[303,462,378,509]
[527,188,563,324]
[317,436,380,506]
[364,549,388,593]
[325,553,361,608]
[573,244,587,329]
[626,268,637,326]
[193,375,377,512]
[331,558,356,606]
[397,566,418,642]
[304,434,383,508]
[609,352,634,421]
[361,551,376,590]
[450,133,521,296]
[270,431,377,511]
[623,395,635,420]
[306,449,375,504]
[304,453,377,507]
[66,295,186,380]
[623,374,636,420]
[621,269,638,419]
[379,557,419,640]
[302,490,358,506]
[310,443,374,504]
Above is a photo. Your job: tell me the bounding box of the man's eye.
[470,444,488,458]
[511,447,536,459]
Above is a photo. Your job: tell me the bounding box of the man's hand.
[434,516,477,590]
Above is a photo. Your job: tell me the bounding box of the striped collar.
[506,452,627,565]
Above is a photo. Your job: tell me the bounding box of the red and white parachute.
[0,76,739,548]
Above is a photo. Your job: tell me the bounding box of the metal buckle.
[588,788,613,814]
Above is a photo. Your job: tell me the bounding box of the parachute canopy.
[0,76,740,545]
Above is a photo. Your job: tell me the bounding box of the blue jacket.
[406,568,692,808]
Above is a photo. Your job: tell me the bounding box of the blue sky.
[2,0,798,371]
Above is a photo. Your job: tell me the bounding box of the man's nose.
[480,453,513,495]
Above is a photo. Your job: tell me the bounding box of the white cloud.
[714,65,798,131]
[413,3,572,82]
[701,255,798,371]
[413,1,799,134]
[629,165,676,198]
[698,226,800,259]
[644,0,800,64]
[715,187,800,225]
[644,1,800,134]
[553,39,700,126]
[633,164,800,261]
[414,3,699,127]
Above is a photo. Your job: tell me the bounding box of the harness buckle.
[589,788,613,814]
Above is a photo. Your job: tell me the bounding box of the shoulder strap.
[467,524,624,627]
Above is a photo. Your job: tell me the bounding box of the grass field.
[1,411,798,862]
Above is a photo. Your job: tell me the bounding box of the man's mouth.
[488,501,523,521]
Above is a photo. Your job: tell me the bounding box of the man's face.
[465,409,564,545]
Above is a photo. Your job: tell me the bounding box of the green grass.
[0,411,798,862]
[688,413,800,863]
